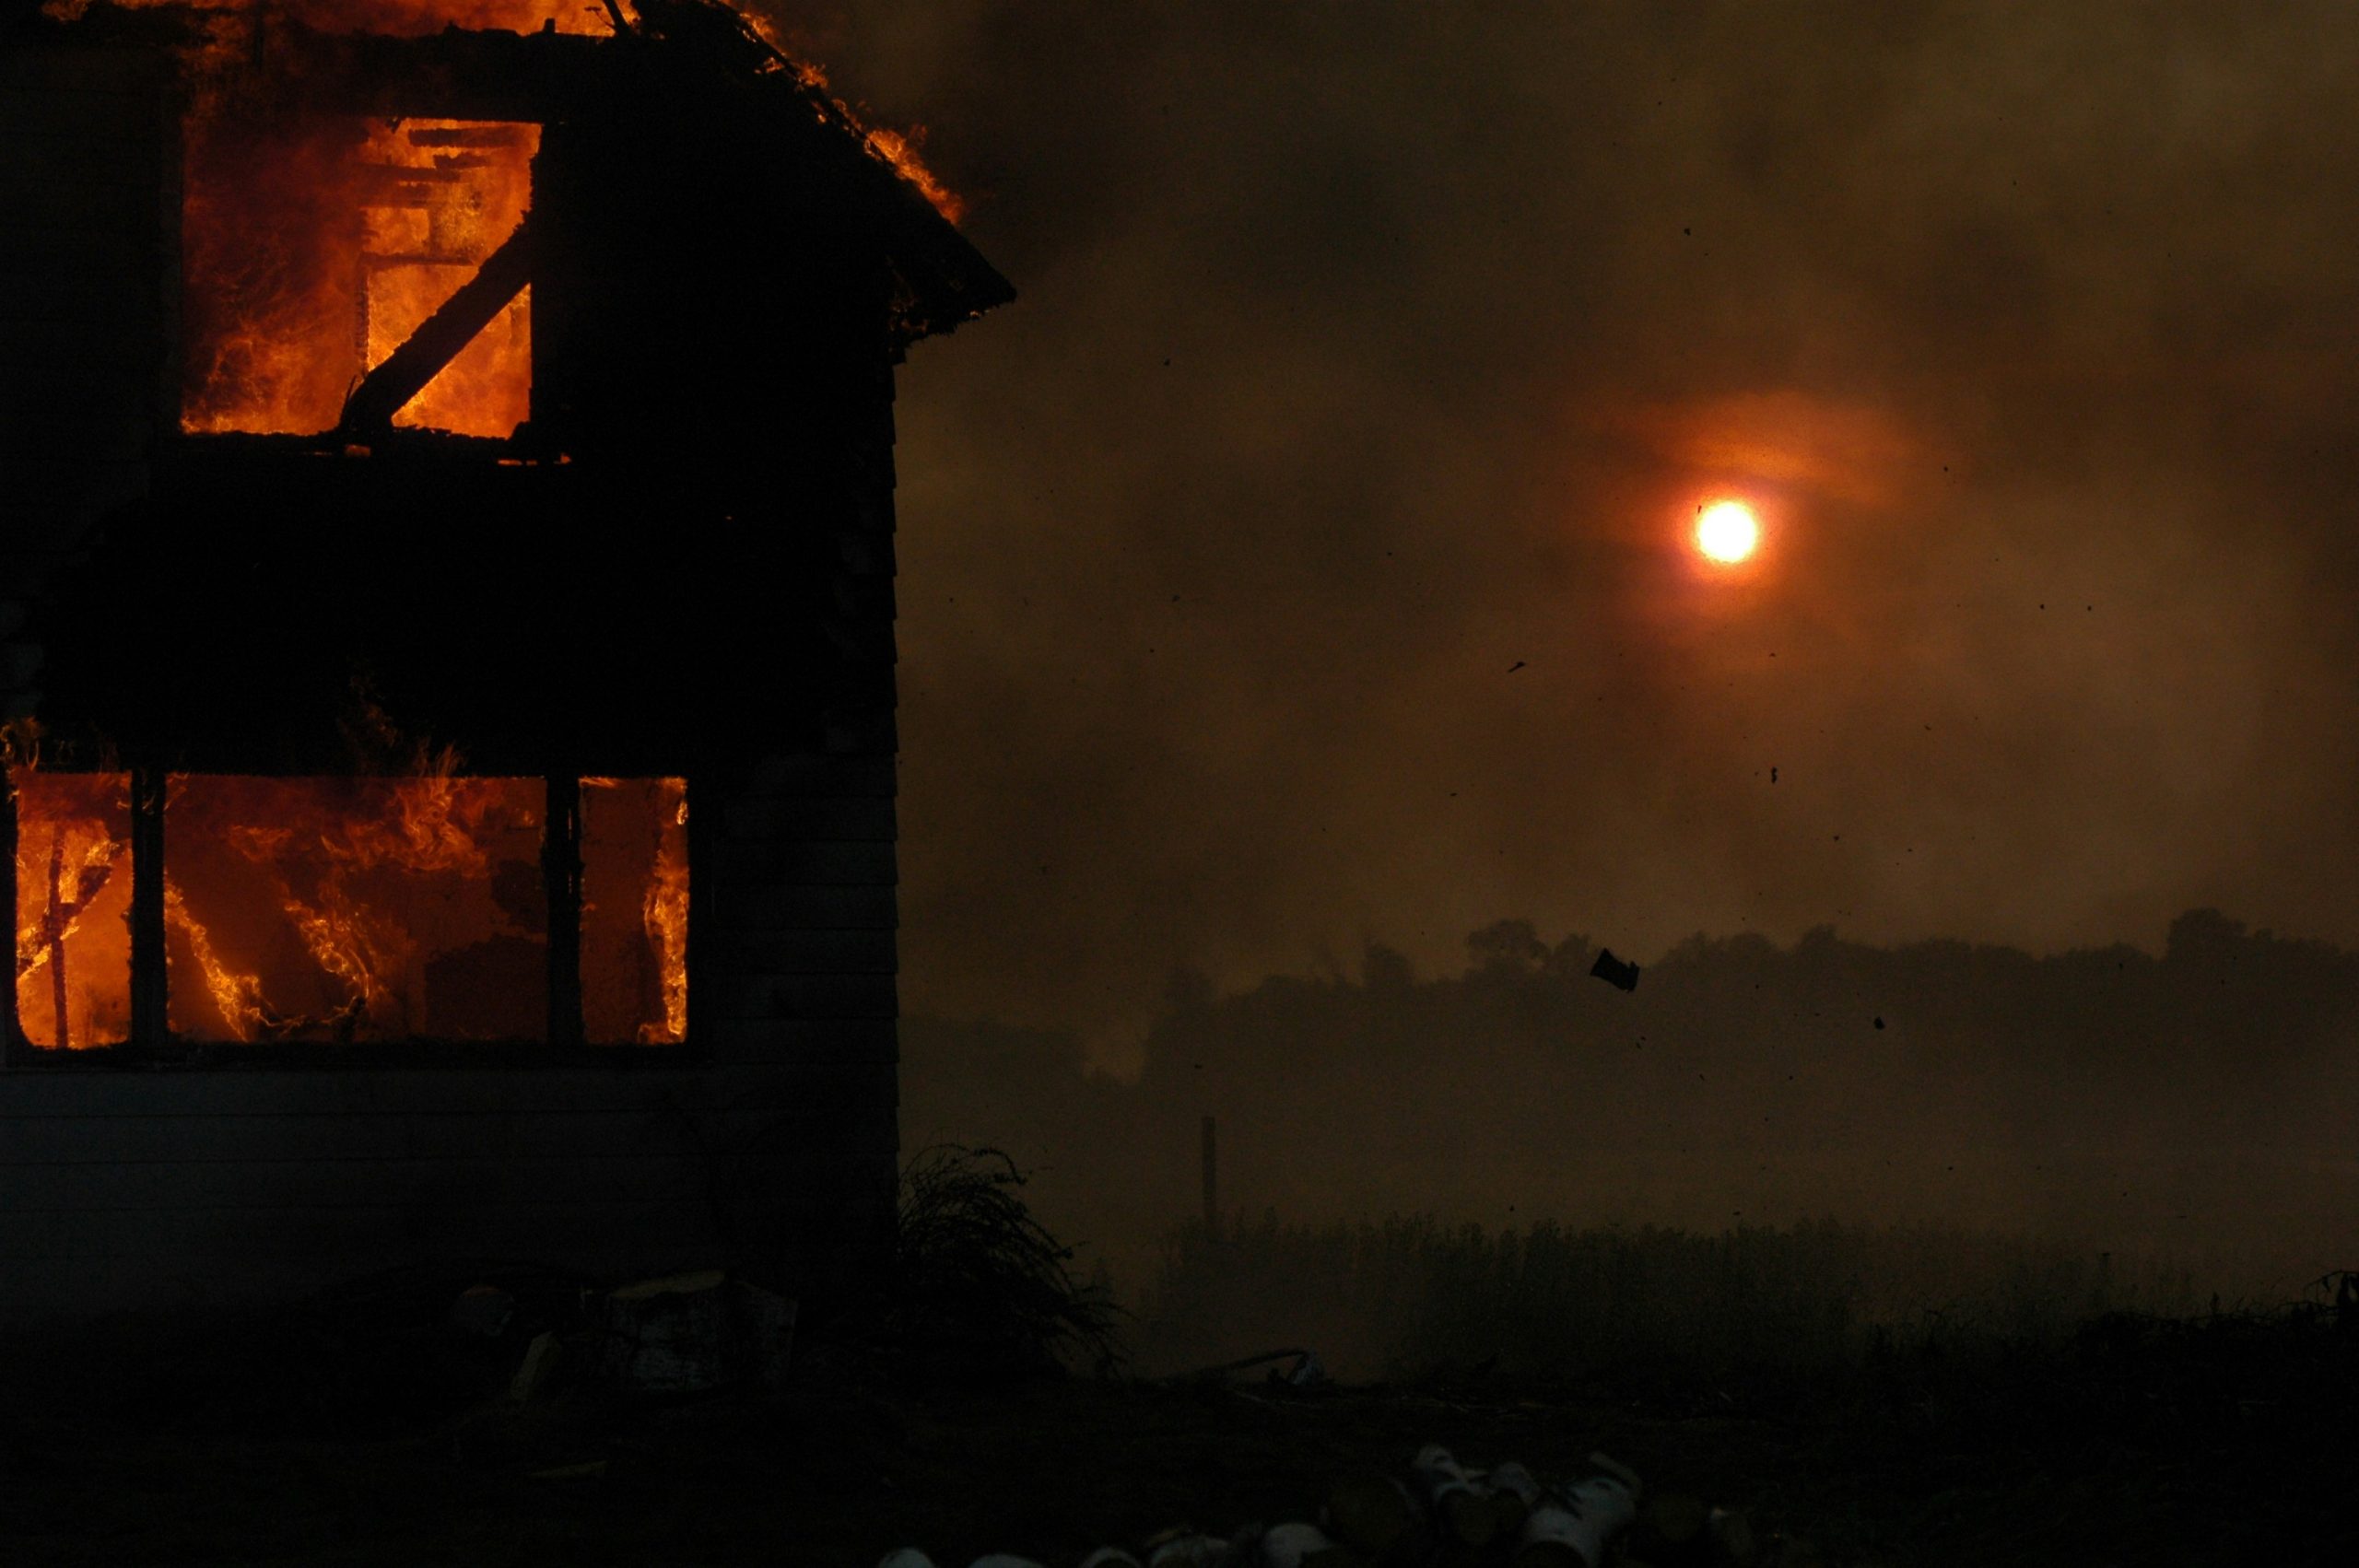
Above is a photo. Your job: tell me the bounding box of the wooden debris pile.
[880,1443,1822,1568]
[447,1268,796,1403]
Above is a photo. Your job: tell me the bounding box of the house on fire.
[0,0,1010,1323]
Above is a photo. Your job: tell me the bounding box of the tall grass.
[888,1144,1126,1380]
[1133,1212,2204,1392]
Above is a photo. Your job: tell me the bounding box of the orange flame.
[10,771,133,1050]
[173,775,537,1040]
[780,51,968,226]
[84,0,966,437]
[861,124,967,227]
[7,769,684,1047]
[182,115,538,438]
[43,3,613,38]
[163,881,272,1042]
[641,779,689,1043]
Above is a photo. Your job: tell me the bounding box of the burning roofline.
[35,0,1013,349]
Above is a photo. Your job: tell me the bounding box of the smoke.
[695,5,2359,1050]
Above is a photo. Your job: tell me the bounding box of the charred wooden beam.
[336,215,534,438]
[405,125,538,149]
[15,841,120,982]
[544,772,584,1047]
[129,766,165,1049]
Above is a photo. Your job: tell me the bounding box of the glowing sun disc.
[1696,500,1760,564]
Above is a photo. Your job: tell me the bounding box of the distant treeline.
[900,912,2359,1287]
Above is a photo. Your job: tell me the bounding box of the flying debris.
[1590,948,1640,991]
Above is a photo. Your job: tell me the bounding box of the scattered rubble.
[593,1270,796,1395]
[874,1443,1802,1568]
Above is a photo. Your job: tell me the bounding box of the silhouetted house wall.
[0,6,1008,1324]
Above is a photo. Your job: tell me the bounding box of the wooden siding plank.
[0,1106,869,1166]
[712,883,897,930]
[720,797,896,842]
[710,974,897,1022]
[744,755,896,799]
[0,1198,726,1267]
[702,1018,898,1065]
[0,1153,723,1211]
[0,1061,844,1119]
[710,928,898,975]
[717,841,898,885]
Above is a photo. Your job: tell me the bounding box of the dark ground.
[0,1289,2352,1567]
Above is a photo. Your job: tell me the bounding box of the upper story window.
[182,115,536,439]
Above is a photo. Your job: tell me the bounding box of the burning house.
[0,0,1009,1323]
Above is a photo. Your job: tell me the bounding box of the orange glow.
[183,117,537,438]
[11,771,133,1050]
[1695,500,1762,565]
[42,2,611,39]
[165,776,547,1042]
[754,48,968,225]
[861,125,967,226]
[15,769,689,1048]
[114,0,968,437]
[361,121,538,437]
[163,883,272,1042]
[582,777,689,1046]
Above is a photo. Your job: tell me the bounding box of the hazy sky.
[774,1,2359,1051]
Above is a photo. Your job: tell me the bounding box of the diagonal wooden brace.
[336,214,535,437]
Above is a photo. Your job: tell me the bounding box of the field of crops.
[1130,1211,2213,1388]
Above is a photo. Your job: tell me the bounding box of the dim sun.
[1694,500,1761,565]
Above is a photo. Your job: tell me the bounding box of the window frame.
[2,765,700,1070]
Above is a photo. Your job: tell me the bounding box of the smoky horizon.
[754,1,2359,1062]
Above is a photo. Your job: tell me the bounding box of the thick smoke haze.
[782,1,2359,1059]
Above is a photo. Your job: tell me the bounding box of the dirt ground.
[0,1302,2350,1567]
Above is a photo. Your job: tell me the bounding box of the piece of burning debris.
[1589,948,1641,991]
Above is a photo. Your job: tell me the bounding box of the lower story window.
[10,770,687,1049]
